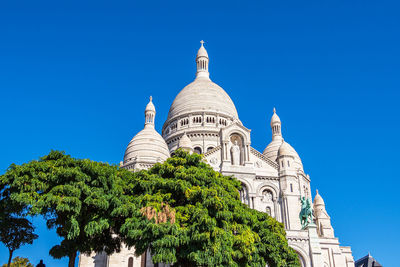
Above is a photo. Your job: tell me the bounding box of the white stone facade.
[79,41,354,267]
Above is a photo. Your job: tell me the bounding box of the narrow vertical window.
[128,257,133,267]
[290,184,293,192]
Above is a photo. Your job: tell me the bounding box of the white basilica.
[79,42,355,267]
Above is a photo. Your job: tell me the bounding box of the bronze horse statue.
[299,196,313,229]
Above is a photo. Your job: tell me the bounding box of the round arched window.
[194,147,202,154]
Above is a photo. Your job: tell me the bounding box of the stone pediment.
[220,121,251,139]
[250,147,279,169]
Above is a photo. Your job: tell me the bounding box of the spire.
[144,96,156,128]
[271,108,282,140]
[196,40,210,79]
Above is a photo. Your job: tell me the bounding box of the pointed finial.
[200,40,205,46]
[273,107,276,113]
[149,96,153,102]
[316,189,319,194]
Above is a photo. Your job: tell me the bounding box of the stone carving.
[299,196,313,229]
[230,140,240,165]
[262,190,273,202]
[209,157,218,165]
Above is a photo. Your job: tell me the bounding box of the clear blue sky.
[1,0,399,266]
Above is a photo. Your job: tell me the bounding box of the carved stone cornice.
[255,176,279,181]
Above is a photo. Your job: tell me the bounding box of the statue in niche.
[230,140,241,165]
[262,190,273,202]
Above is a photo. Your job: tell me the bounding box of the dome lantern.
[196,40,210,79]
[144,96,156,128]
[271,108,282,140]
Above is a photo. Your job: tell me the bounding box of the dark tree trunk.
[7,249,13,267]
[68,251,77,267]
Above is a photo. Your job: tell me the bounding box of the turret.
[313,190,335,238]
[271,107,282,141]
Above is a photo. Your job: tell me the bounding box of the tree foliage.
[1,257,34,267]
[119,150,300,267]
[0,180,38,267]
[0,216,37,267]
[1,150,300,267]
[0,151,131,267]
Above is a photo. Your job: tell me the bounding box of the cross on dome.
[200,40,205,46]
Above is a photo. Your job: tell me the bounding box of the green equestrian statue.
[299,196,313,229]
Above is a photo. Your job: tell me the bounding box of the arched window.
[128,257,133,267]
[194,147,202,154]
[207,146,214,152]
[296,252,306,267]
[266,207,271,216]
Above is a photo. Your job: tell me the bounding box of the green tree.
[0,217,37,267]
[119,150,300,267]
[0,180,38,267]
[0,151,130,267]
[1,257,34,267]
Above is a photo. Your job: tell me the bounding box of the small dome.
[178,132,192,149]
[123,97,170,169]
[278,141,295,157]
[264,139,303,169]
[145,96,155,112]
[277,141,303,167]
[123,126,170,164]
[313,190,325,206]
[271,108,281,127]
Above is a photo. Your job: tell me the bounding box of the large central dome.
[162,41,241,152]
[166,76,239,120]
